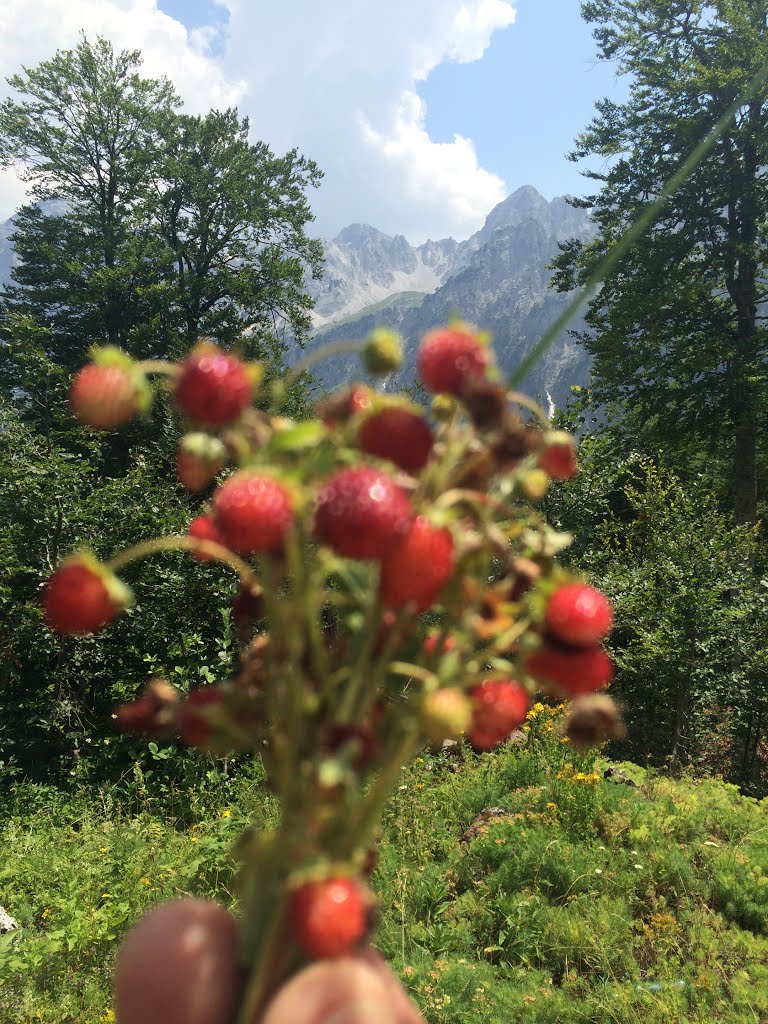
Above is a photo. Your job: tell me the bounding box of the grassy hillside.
[1,706,766,1023]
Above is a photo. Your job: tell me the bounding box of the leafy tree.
[152,109,322,361]
[551,1,768,526]
[545,421,768,792]
[0,36,179,366]
[0,35,323,390]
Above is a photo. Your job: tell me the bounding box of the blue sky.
[417,1,626,202]
[0,1,627,242]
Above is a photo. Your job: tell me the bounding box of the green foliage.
[3,725,765,1023]
[551,1,768,524]
[0,394,244,786]
[544,421,768,790]
[0,34,323,389]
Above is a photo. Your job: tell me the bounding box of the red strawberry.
[379,517,454,610]
[70,364,140,429]
[468,679,529,750]
[538,431,578,480]
[175,343,253,427]
[545,583,613,647]
[212,472,294,553]
[231,584,264,629]
[188,515,225,562]
[418,325,488,395]
[178,686,224,747]
[358,407,433,474]
[289,878,367,958]
[314,467,413,560]
[43,555,132,634]
[526,645,613,696]
[176,433,227,491]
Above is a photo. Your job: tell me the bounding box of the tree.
[0,36,323,389]
[149,108,322,362]
[0,36,179,366]
[551,1,768,526]
[544,419,768,792]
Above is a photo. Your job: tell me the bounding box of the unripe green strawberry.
[421,688,472,744]
[362,328,403,375]
[289,877,367,959]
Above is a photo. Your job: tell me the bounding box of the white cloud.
[0,0,516,242]
[359,91,507,234]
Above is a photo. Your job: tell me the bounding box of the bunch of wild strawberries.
[45,324,622,1020]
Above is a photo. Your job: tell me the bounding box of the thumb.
[259,957,396,1024]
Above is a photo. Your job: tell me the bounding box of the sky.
[0,0,626,244]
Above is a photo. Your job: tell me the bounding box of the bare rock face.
[300,186,595,410]
[0,905,19,933]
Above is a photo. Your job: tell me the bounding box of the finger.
[359,951,426,1024]
[115,898,241,1024]
[259,956,401,1024]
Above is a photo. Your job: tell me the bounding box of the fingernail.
[321,999,395,1024]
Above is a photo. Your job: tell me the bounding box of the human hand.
[115,898,425,1024]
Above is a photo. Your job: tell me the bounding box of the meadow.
[1,704,766,1024]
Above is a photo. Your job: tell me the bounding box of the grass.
[1,705,766,1023]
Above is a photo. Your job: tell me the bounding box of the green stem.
[285,339,364,391]
[138,359,178,377]
[345,725,421,853]
[508,59,768,390]
[106,535,257,587]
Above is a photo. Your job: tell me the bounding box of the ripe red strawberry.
[525,645,613,696]
[545,583,613,647]
[178,686,224,747]
[188,515,225,562]
[418,324,489,395]
[358,407,434,474]
[289,878,367,958]
[538,431,578,480]
[379,517,454,610]
[175,343,253,427]
[70,364,141,429]
[314,467,413,560]
[176,433,227,491]
[212,472,294,553]
[468,679,529,750]
[43,555,132,634]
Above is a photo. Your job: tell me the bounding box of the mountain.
[309,224,457,329]
[301,186,594,410]
[0,187,593,410]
